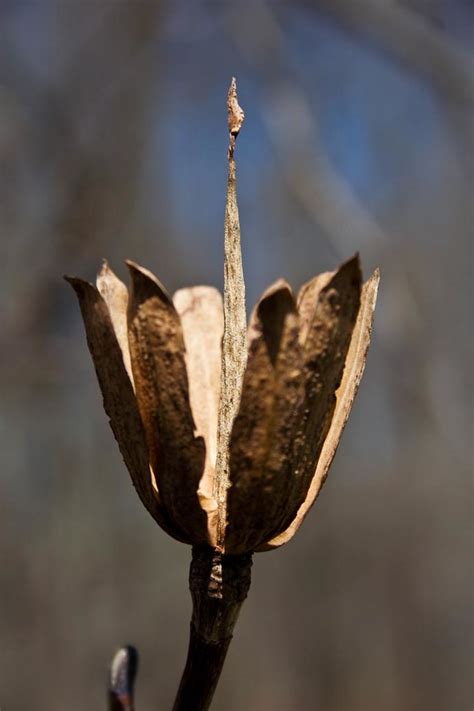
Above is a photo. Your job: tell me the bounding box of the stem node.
[172,546,252,711]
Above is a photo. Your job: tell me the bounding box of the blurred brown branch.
[227,2,390,257]
[303,0,474,102]
[0,0,164,385]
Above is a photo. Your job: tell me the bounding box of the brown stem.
[172,545,252,711]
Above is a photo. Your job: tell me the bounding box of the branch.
[227,3,390,256]
[172,547,252,711]
[304,0,474,103]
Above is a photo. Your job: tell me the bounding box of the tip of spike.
[227,78,245,158]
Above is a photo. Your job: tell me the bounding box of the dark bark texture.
[173,546,252,711]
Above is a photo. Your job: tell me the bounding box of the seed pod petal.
[96,260,134,383]
[261,267,380,550]
[266,255,362,540]
[297,270,334,345]
[225,280,305,554]
[173,286,222,546]
[65,276,185,542]
[126,261,208,544]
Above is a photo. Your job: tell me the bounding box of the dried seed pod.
[66,78,379,557]
[67,77,380,711]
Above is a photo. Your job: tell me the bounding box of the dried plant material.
[172,547,252,710]
[64,276,184,543]
[296,270,334,345]
[272,255,362,537]
[261,268,380,550]
[225,280,304,554]
[96,260,134,384]
[227,76,245,158]
[67,255,377,555]
[66,78,380,710]
[66,80,379,557]
[225,258,363,552]
[214,78,247,551]
[173,286,223,545]
[126,261,209,544]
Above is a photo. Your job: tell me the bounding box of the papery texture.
[261,267,380,550]
[126,261,209,544]
[269,256,362,538]
[65,276,184,542]
[96,261,134,383]
[226,280,305,554]
[214,148,247,550]
[173,286,223,545]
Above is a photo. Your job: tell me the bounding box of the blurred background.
[0,1,472,709]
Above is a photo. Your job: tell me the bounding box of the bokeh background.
[1,2,472,709]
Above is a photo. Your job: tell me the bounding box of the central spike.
[213,78,247,557]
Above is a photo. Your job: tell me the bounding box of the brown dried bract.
[65,270,187,544]
[126,261,209,545]
[225,280,304,553]
[260,267,380,550]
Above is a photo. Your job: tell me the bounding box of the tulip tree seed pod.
[66,78,379,711]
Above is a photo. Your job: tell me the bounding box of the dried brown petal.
[96,260,133,383]
[297,270,334,345]
[265,255,362,540]
[126,261,209,545]
[173,286,223,546]
[261,267,380,550]
[65,276,184,542]
[225,280,305,554]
